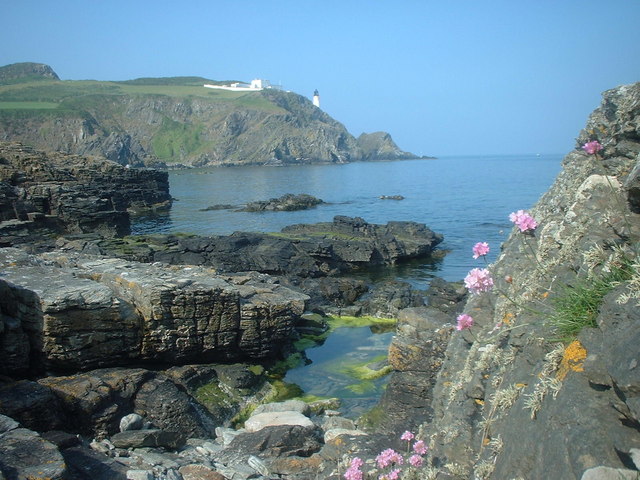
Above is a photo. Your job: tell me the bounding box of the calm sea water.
[132,154,562,416]
[134,154,562,285]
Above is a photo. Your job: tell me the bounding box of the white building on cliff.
[203,79,282,92]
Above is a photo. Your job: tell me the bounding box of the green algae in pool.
[283,317,396,419]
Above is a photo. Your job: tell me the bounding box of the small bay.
[132,154,563,414]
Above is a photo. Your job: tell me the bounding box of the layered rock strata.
[0,248,308,376]
[0,142,171,243]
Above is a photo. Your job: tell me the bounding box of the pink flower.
[344,457,364,480]
[387,469,402,480]
[400,430,415,442]
[464,268,494,294]
[413,440,428,455]
[376,449,403,469]
[456,313,474,331]
[409,454,424,467]
[472,242,490,259]
[344,466,363,480]
[509,210,538,232]
[582,140,603,155]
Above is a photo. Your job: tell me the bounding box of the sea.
[132,154,563,416]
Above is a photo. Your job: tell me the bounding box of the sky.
[2,0,640,156]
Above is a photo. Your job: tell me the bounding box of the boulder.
[0,427,67,480]
[120,413,144,432]
[110,429,186,449]
[227,424,323,458]
[0,380,66,432]
[244,411,315,433]
[36,368,217,438]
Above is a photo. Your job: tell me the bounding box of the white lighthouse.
[312,89,320,108]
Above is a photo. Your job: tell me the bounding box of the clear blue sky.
[2,0,639,156]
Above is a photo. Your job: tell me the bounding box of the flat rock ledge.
[0,247,308,376]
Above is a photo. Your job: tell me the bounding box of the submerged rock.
[240,193,324,212]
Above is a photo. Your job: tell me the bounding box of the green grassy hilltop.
[0,62,416,167]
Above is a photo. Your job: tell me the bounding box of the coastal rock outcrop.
[240,193,324,212]
[82,215,443,278]
[364,82,640,479]
[0,142,171,244]
[0,248,308,376]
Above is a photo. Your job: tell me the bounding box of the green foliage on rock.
[549,260,635,341]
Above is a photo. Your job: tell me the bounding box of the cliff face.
[0,142,171,241]
[0,63,419,167]
[397,82,640,479]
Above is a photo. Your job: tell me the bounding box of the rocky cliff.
[0,63,420,167]
[0,142,171,242]
[362,82,640,479]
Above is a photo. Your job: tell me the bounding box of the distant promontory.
[0,62,426,168]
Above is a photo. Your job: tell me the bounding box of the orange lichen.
[502,312,514,325]
[556,340,587,381]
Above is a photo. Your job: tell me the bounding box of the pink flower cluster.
[472,241,490,259]
[344,432,428,480]
[582,140,603,155]
[344,457,364,480]
[509,210,538,232]
[464,268,494,294]
[456,313,474,331]
[376,448,404,469]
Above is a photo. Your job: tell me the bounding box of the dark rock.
[94,216,443,279]
[36,368,217,439]
[41,430,81,449]
[133,375,217,438]
[212,364,262,391]
[0,427,67,480]
[424,277,468,315]
[367,307,453,434]
[199,204,235,211]
[110,429,186,449]
[227,424,323,458]
[361,280,425,317]
[240,193,324,212]
[624,157,640,213]
[62,444,129,480]
[0,142,171,245]
[0,380,66,432]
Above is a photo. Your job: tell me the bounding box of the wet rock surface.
[78,215,443,278]
[240,193,324,212]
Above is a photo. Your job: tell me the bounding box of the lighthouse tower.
[312,89,320,108]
